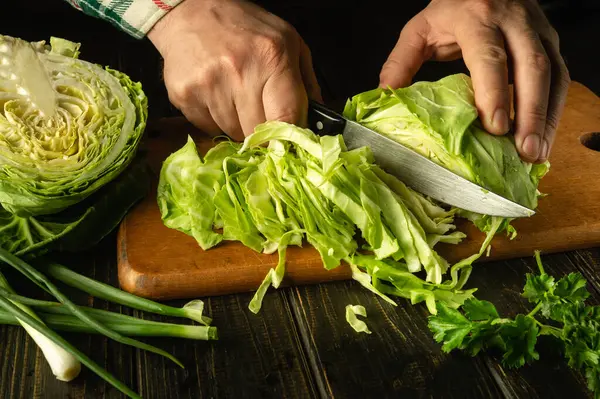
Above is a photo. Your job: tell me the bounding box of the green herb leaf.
[428,302,473,352]
[585,367,600,393]
[555,273,590,303]
[500,315,540,368]
[463,298,500,321]
[522,273,555,304]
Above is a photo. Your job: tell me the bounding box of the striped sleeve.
[63,0,185,39]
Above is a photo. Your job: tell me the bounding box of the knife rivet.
[316,121,324,131]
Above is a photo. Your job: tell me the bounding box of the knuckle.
[546,114,560,132]
[218,52,244,81]
[278,21,298,40]
[403,14,428,35]
[527,105,547,123]
[483,86,509,103]
[479,45,508,65]
[257,33,289,68]
[510,2,530,22]
[166,66,216,108]
[167,78,195,108]
[527,51,551,74]
[196,65,218,91]
[467,0,496,20]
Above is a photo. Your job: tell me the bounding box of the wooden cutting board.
[117,82,600,300]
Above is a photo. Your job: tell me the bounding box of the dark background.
[2,0,599,119]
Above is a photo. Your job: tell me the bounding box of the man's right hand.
[148,0,322,140]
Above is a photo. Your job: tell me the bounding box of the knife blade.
[307,101,535,218]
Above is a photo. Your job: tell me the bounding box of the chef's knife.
[307,101,535,218]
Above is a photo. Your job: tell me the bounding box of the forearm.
[63,0,185,39]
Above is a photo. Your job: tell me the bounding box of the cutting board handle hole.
[581,132,600,152]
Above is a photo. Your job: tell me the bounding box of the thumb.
[379,16,430,89]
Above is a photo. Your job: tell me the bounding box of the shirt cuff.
[124,0,186,37]
[71,0,186,39]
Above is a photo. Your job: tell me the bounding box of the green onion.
[0,287,61,308]
[0,309,217,340]
[28,302,218,340]
[0,272,81,382]
[0,248,184,368]
[0,295,140,399]
[43,262,212,325]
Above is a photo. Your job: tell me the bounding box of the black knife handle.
[307,100,346,136]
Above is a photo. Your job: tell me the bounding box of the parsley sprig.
[428,251,600,397]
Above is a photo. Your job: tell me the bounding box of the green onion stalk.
[0,302,217,340]
[42,262,213,326]
[0,271,81,382]
[0,247,218,399]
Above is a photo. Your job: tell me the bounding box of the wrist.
[147,3,179,55]
[148,0,215,55]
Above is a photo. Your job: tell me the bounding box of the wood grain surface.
[0,233,318,399]
[286,252,599,399]
[117,82,600,300]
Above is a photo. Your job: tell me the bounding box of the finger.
[262,65,308,127]
[299,41,323,102]
[181,106,222,137]
[502,25,552,162]
[454,20,510,136]
[236,88,267,137]
[206,95,244,141]
[379,15,430,89]
[539,37,570,162]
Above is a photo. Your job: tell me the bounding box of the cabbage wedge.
[0,35,147,217]
[0,35,149,257]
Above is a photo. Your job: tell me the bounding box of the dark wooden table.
[2,1,600,398]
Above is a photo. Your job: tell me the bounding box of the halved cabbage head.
[0,35,147,217]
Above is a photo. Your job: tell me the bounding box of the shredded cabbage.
[158,74,549,315]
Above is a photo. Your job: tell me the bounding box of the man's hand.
[379,0,570,163]
[148,0,321,140]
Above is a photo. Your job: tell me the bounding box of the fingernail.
[539,138,549,161]
[522,135,541,160]
[492,108,509,133]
